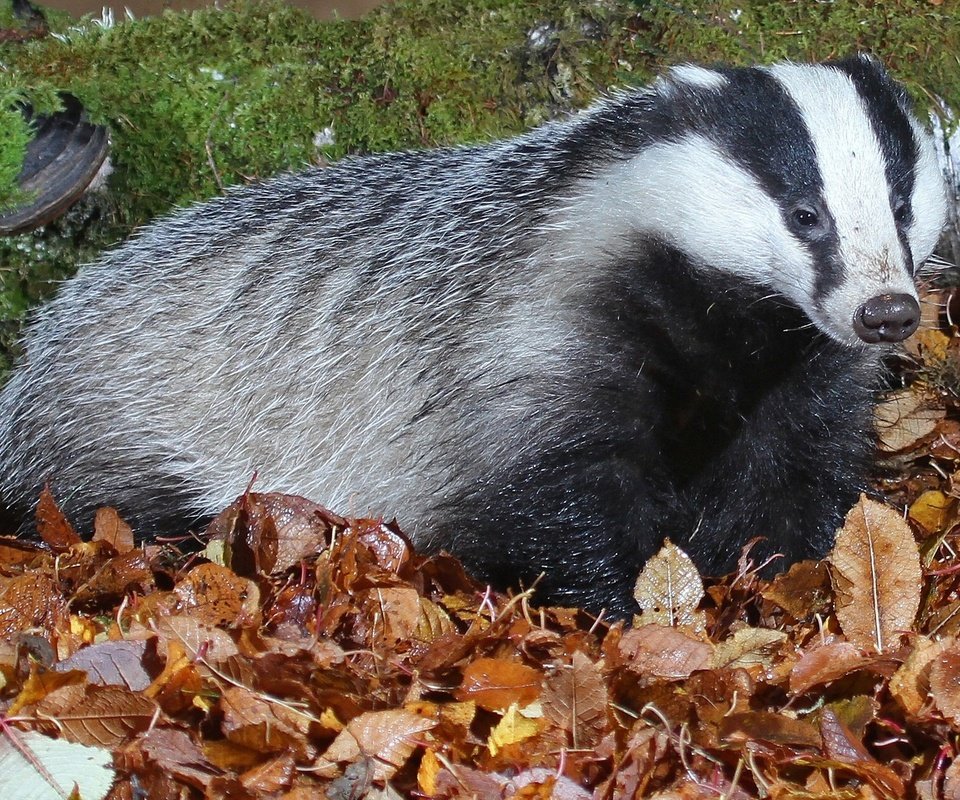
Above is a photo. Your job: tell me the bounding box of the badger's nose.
[853,293,920,343]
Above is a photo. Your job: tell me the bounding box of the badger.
[0,56,948,617]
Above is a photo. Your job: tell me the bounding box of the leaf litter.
[4,300,960,797]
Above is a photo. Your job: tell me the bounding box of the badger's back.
[0,140,586,530]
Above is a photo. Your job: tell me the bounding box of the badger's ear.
[655,64,728,95]
[855,51,884,67]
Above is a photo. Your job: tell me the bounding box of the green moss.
[638,0,960,107]
[0,0,956,375]
[0,99,31,211]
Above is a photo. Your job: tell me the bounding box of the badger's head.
[575,55,948,346]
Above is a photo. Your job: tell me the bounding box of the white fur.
[662,64,729,92]
[546,134,813,295]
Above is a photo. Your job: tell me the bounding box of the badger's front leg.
[675,341,880,577]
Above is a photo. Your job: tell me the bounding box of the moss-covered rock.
[0,0,956,372]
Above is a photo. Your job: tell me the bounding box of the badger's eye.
[893,199,910,224]
[792,208,819,228]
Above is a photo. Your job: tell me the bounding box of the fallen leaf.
[455,657,541,711]
[720,711,821,749]
[174,563,260,628]
[762,560,832,619]
[35,486,81,550]
[633,539,705,634]
[875,387,944,453]
[712,627,787,670]
[36,684,158,748]
[829,495,921,652]
[931,639,960,725]
[619,625,713,679]
[541,650,607,748]
[909,489,955,533]
[889,635,947,715]
[92,507,135,553]
[789,641,893,695]
[320,708,436,782]
[488,701,541,756]
[0,730,114,800]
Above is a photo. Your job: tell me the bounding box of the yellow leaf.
[488,702,541,756]
[909,490,954,533]
[418,748,441,796]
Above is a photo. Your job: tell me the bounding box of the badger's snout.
[853,293,920,343]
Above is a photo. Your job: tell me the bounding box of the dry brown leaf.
[92,507,135,553]
[415,597,456,642]
[712,627,787,671]
[455,657,541,711]
[220,686,316,761]
[541,650,608,748]
[155,614,240,665]
[54,640,152,690]
[762,560,832,618]
[320,708,436,782]
[633,539,705,633]
[140,727,220,790]
[37,684,158,748]
[890,635,947,715]
[207,492,335,576]
[829,495,921,652]
[945,757,960,800]
[875,387,944,453]
[819,708,905,797]
[619,624,713,679]
[720,711,821,749]
[239,753,296,794]
[35,485,82,549]
[9,668,87,715]
[174,563,260,628]
[789,641,876,695]
[74,550,156,604]
[0,572,68,638]
[930,639,960,726]
[367,586,422,644]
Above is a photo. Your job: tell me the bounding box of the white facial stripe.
[767,63,908,279]
[766,62,923,344]
[908,114,949,262]
[547,134,813,300]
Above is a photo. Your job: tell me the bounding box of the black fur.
[435,242,877,617]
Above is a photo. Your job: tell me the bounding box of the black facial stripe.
[832,56,917,213]
[700,68,843,301]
